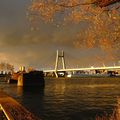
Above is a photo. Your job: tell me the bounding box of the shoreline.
[45,76,120,80]
[0,90,41,120]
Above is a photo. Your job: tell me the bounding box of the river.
[0,77,120,120]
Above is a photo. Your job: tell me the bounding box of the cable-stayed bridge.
[44,66,120,72]
[43,50,120,78]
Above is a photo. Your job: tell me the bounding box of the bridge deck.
[0,90,40,120]
[44,66,120,72]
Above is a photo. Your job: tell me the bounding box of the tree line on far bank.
[0,62,14,73]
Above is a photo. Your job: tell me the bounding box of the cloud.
[0,0,118,69]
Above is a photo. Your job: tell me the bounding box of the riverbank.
[0,90,40,120]
[0,105,7,120]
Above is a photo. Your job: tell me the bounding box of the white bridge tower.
[54,50,66,78]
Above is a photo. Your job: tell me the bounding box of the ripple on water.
[0,78,120,120]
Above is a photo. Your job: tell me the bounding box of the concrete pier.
[17,71,45,87]
[9,71,45,87]
[0,90,40,120]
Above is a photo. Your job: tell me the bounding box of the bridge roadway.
[43,66,120,73]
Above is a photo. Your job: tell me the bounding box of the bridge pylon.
[54,50,66,78]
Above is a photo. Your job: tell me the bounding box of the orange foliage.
[99,39,113,51]
[28,0,120,60]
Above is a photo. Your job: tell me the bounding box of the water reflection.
[17,86,23,96]
[1,78,120,120]
[43,78,120,120]
[16,86,45,118]
[96,97,120,120]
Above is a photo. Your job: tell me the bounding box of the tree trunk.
[96,0,120,7]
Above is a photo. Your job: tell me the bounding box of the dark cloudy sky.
[0,0,115,70]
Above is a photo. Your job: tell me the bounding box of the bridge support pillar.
[54,71,58,78]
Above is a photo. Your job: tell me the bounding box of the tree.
[28,0,120,22]
[28,0,120,63]
[0,62,14,73]
[95,0,120,7]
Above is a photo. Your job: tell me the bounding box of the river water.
[0,77,120,120]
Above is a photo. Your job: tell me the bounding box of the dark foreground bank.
[0,90,40,120]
